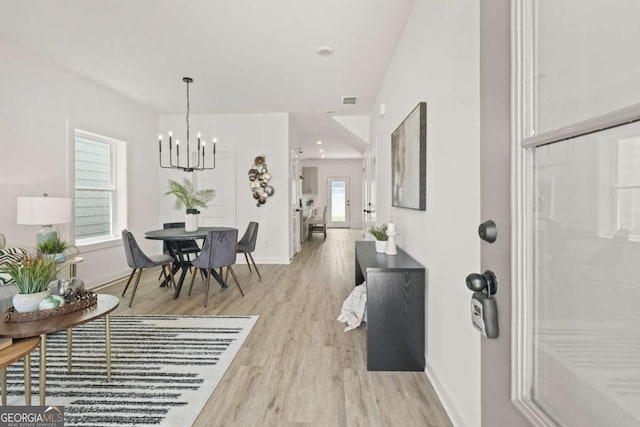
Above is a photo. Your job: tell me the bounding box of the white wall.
[0,39,159,287]
[369,1,481,426]
[299,159,364,229]
[157,113,291,264]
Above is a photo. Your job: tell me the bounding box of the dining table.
[144,226,237,298]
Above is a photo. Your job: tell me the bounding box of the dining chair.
[121,230,176,307]
[236,222,261,280]
[308,205,328,240]
[158,222,201,281]
[188,229,244,307]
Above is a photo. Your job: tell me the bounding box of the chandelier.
[158,77,216,172]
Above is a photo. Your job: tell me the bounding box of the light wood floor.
[97,229,452,427]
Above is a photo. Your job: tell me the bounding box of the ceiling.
[0,0,415,159]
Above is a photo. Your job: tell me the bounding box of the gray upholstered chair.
[236,222,261,280]
[188,229,244,307]
[308,205,328,240]
[121,230,176,307]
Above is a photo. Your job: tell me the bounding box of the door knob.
[465,270,498,297]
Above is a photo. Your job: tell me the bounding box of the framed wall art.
[391,102,426,210]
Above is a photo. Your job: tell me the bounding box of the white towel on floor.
[337,282,367,332]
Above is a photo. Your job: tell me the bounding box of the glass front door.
[327,177,350,228]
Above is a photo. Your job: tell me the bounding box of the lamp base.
[37,225,58,245]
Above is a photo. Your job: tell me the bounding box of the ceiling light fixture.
[321,155,326,158]
[319,149,324,152]
[158,77,216,172]
[316,46,334,56]
[316,140,323,145]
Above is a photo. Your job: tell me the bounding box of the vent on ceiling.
[342,96,358,105]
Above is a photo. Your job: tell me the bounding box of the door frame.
[326,176,350,228]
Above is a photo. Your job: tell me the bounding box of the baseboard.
[85,269,129,290]
[424,361,470,427]
[234,255,291,265]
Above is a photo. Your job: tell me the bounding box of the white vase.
[13,290,51,313]
[185,213,199,232]
[375,240,387,253]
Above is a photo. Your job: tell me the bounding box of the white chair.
[308,205,328,240]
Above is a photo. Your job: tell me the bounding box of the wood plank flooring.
[97,229,452,426]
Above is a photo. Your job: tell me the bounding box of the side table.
[58,256,84,277]
[0,336,40,405]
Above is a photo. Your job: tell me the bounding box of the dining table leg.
[172,266,191,299]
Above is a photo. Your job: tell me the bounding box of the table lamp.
[17,194,72,244]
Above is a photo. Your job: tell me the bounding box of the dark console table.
[355,241,425,371]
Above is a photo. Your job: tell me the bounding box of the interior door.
[290,151,301,257]
[194,146,236,228]
[327,177,350,228]
[363,143,377,236]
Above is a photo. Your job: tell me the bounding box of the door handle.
[466,270,498,296]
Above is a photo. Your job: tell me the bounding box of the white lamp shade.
[17,197,72,225]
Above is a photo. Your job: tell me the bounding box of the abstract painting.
[392,102,426,210]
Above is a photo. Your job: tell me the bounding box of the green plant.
[368,224,388,241]
[0,255,59,294]
[37,236,69,254]
[165,178,215,211]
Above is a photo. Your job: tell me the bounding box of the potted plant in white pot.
[368,224,388,253]
[0,254,59,312]
[37,236,69,263]
[165,178,215,232]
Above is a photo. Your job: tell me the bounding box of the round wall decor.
[249,155,274,207]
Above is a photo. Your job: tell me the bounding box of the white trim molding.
[510,0,558,425]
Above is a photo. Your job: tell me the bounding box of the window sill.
[76,237,122,253]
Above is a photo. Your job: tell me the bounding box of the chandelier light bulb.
[169,131,173,137]
[213,137,218,143]
[159,134,163,140]
[176,140,179,145]
[197,132,201,138]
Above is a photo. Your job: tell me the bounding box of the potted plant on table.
[368,224,388,253]
[0,254,59,312]
[37,236,69,263]
[165,178,215,232]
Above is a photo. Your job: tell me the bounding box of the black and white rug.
[5,315,258,427]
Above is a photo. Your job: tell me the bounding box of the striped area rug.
[5,315,258,427]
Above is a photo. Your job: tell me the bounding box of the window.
[614,137,640,235]
[74,130,127,247]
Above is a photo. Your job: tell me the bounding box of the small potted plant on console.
[368,224,388,253]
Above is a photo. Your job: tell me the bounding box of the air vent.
[342,96,358,105]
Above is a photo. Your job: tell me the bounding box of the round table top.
[0,336,40,367]
[145,226,237,241]
[0,294,120,339]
